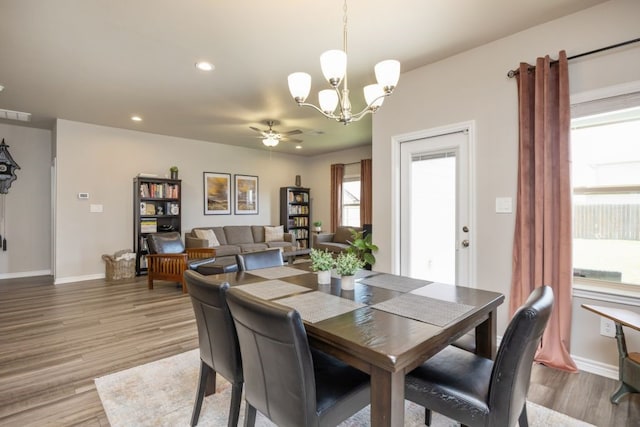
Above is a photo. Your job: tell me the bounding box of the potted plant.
[335,252,365,290]
[310,248,334,284]
[312,220,322,232]
[169,166,179,180]
[347,230,379,270]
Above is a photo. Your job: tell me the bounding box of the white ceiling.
[0,0,606,156]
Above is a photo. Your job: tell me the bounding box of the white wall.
[373,0,640,372]
[0,123,51,278]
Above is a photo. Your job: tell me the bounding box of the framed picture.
[203,172,231,215]
[234,174,258,214]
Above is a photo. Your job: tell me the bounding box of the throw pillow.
[194,229,220,247]
[264,225,284,243]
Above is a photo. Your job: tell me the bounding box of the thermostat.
[78,192,89,199]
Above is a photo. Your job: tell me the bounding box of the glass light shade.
[364,84,385,109]
[320,50,347,86]
[318,89,339,114]
[262,137,279,147]
[288,72,312,101]
[375,59,400,93]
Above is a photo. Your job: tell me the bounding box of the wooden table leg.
[475,308,498,359]
[370,366,404,427]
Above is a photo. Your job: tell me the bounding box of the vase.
[341,274,355,290]
[170,170,178,180]
[317,270,331,285]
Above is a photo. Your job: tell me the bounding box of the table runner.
[371,293,475,327]
[359,273,431,293]
[248,266,309,279]
[235,280,310,300]
[275,291,366,323]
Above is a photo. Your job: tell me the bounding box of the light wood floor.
[0,275,637,426]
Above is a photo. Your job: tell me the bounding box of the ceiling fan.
[249,120,303,147]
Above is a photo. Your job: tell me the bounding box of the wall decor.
[235,174,258,214]
[203,172,231,215]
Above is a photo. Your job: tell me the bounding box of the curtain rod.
[507,37,640,78]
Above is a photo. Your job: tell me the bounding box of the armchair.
[146,232,215,293]
[311,226,361,254]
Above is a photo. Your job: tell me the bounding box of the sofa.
[311,226,361,254]
[185,225,297,264]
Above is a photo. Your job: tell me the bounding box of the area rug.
[95,350,594,427]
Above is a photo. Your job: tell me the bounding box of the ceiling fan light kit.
[250,120,303,148]
[287,0,400,125]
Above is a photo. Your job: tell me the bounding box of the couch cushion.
[224,226,254,244]
[267,241,296,250]
[213,245,242,257]
[238,243,269,253]
[264,225,284,242]
[193,228,220,247]
[333,226,355,244]
[251,226,265,243]
[212,227,227,245]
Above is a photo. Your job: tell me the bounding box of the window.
[571,100,640,293]
[342,163,361,227]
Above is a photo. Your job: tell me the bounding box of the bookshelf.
[280,186,311,249]
[133,176,182,275]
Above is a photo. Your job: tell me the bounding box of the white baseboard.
[0,269,51,280]
[572,354,618,380]
[54,273,105,285]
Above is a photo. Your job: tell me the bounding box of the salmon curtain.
[360,159,372,226]
[510,50,577,372]
[330,163,344,232]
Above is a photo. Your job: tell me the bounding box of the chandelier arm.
[295,101,339,121]
[349,93,390,121]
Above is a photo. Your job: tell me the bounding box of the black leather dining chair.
[405,285,554,427]
[184,271,243,427]
[235,248,283,271]
[225,287,371,427]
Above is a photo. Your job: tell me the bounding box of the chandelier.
[287,0,400,125]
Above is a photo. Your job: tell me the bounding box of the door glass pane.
[410,153,456,283]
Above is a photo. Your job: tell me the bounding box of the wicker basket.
[102,249,136,281]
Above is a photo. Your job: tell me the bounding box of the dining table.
[208,263,504,427]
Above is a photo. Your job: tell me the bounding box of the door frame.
[390,120,477,286]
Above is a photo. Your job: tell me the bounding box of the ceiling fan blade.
[283,129,303,136]
[283,137,303,143]
[249,126,265,133]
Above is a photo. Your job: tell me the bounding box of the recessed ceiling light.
[131,116,142,122]
[195,61,214,71]
[296,145,302,149]
[0,85,4,92]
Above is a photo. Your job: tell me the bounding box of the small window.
[571,103,640,292]
[341,163,361,227]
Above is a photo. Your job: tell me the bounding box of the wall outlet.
[600,318,616,337]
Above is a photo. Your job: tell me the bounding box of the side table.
[582,304,640,403]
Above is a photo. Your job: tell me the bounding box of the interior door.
[399,128,473,285]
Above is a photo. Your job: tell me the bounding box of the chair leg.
[519,404,529,427]
[147,275,153,290]
[228,383,243,427]
[191,361,212,426]
[424,408,432,426]
[244,402,257,427]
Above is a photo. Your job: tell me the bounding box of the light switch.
[495,197,512,214]
[90,204,103,213]
[78,192,89,199]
